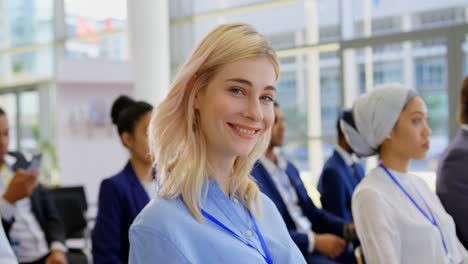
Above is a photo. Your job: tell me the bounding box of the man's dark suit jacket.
[437,128,468,249]
[92,161,151,264]
[1,152,66,248]
[318,150,364,222]
[251,161,346,258]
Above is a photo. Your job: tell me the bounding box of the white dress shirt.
[259,157,315,252]
[0,161,65,262]
[335,145,355,167]
[352,166,468,264]
[141,180,158,199]
[0,214,17,264]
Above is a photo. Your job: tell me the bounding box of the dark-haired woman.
[341,84,468,263]
[92,95,153,264]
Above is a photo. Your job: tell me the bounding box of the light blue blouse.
[129,180,306,264]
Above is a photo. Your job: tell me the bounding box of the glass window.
[192,0,273,14]
[64,0,128,61]
[344,39,449,174]
[275,50,342,183]
[11,47,54,80]
[168,0,467,190]
[64,0,126,36]
[319,52,341,140]
[8,0,54,48]
[0,56,4,81]
[171,1,306,50]
[276,57,309,171]
[0,93,18,151]
[464,35,468,75]
[18,90,39,154]
[413,56,448,171]
[317,0,340,42]
[65,33,129,61]
[344,0,467,40]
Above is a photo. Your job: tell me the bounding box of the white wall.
[56,59,134,206]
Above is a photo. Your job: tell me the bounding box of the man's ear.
[121,132,133,148]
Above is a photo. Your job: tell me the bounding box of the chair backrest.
[354,245,366,264]
[48,186,88,238]
[48,186,88,211]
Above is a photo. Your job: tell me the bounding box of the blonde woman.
[341,83,468,263]
[128,23,306,264]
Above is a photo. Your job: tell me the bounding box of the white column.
[340,0,354,40]
[342,49,358,107]
[304,0,323,185]
[1,0,12,84]
[53,0,66,70]
[465,3,468,24]
[402,14,414,89]
[127,0,170,106]
[363,0,373,94]
[340,0,358,107]
[294,30,306,113]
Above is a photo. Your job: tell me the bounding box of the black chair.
[48,186,90,264]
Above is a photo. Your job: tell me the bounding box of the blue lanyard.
[379,163,453,263]
[201,208,273,264]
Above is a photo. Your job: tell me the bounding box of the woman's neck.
[379,148,410,173]
[130,157,152,183]
[206,151,235,196]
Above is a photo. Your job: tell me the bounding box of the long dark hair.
[460,77,468,124]
[110,95,153,138]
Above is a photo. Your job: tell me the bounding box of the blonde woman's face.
[195,57,277,159]
[388,96,432,160]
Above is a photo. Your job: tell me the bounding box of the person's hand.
[344,223,358,241]
[45,250,68,264]
[315,233,346,259]
[2,169,39,204]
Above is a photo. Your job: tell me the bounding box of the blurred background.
[0,0,467,212]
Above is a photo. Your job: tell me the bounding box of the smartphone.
[27,154,42,172]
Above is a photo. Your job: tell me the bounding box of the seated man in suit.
[437,76,468,249]
[0,107,68,264]
[318,112,365,222]
[251,103,356,264]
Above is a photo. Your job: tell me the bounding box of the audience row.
[1,22,468,264]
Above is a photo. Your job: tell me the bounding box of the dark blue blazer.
[92,162,150,264]
[318,150,364,222]
[437,128,468,249]
[251,161,346,257]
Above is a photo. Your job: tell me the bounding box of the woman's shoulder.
[259,192,275,209]
[128,197,193,263]
[258,193,284,223]
[102,165,131,184]
[353,167,392,201]
[131,196,189,230]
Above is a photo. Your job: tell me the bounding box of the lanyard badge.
[379,163,454,264]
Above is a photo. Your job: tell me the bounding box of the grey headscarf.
[340,83,419,157]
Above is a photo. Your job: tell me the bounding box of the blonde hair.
[148,23,279,221]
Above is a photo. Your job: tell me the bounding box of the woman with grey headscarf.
[341,83,468,264]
